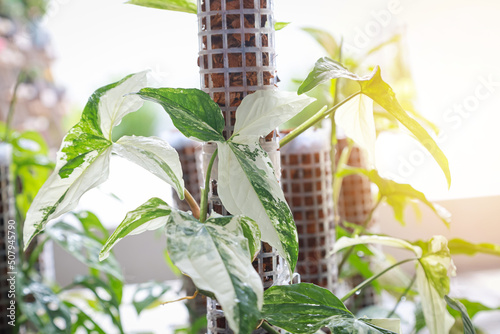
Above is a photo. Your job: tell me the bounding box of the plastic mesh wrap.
[280,128,336,290]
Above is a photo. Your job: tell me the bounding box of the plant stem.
[199,148,218,223]
[387,274,416,318]
[341,257,417,303]
[260,321,281,334]
[280,92,360,148]
[337,196,382,274]
[4,70,24,142]
[184,189,200,219]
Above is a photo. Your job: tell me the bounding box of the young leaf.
[132,281,171,315]
[137,88,225,142]
[275,22,291,31]
[100,197,172,260]
[232,90,315,141]
[262,283,398,334]
[217,141,298,272]
[335,93,376,164]
[299,57,451,187]
[46,222,123,280]
[112,135,185,199]
[23,72,151,248]
[127,0,197,14]
[444,296,476,334]
[166,211,263,334]
[336,167,451,227]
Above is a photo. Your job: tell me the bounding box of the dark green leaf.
[127,0,197,14]
[132,281,171,315]
[445,295,476,334]
[137,88,225,142]
[46,222,123,280]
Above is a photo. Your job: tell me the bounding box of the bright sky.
[42,0,500,213]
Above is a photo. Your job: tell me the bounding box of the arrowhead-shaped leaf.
[299,57,451,187]
[127,0,197,14]
[112,135,185,199]
[336,167,451,227]
[137,88,225,142]
[166,211,263,334]
[23,72,151,248]
[100,197,172,260]
[232,90,315,141]
[217,141,298,273]
[262,283,397,334]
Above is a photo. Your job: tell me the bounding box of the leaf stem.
[387,274,416,318]
[200,148,218,223]
[184,189,200,219]
[4,70,25,142]
[280,92,360,147]
[260,321,281,334]
[341,257,417,302]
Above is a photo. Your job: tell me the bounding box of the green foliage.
[127,0,197,14]
[445,296,476,334]
[132,281,172,315]
[275,22,291,31]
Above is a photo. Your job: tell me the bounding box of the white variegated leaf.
[112,135,184,199]
[335,93,376,165]
[99,70,151,140]
[24,147,112,248]
[416,265,455,334]
[100,197,172,260]
[232,90,315,140]
[217,141,298,273]
[166,211,263,334]
[332,235,423,258]
[364,319,402,334]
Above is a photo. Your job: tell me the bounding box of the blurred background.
[1,0,500,333]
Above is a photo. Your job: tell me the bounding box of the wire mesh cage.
[280,128,336,290]
[335,138,378,309]
[0,143,15,333]
[197,0,287,332]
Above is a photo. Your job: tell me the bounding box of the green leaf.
[23,72,151,249]
[447,238,500,257]
[444,295,476,334]
[301,27,339,59]
[262,283,397,334]
[73,210,109,243]
[137,88,225,142]
[166,210,263,334]
[72,275,124,332]
[275,22,291,31]
[46,222,123,280]
[100,197,172,260]
[299,58,451,187]
[217,141,298,273]
[359,67,451,188]
[449,298,500,318]
[112,135,185,199]
[232,90,315,141]
[333,235,423,257]
[337,167,451,227]
[19,280,72,334]
[132,281,171,315]
[127,0,197,14]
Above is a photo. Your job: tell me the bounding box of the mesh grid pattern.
[0,145,15,332]
[335,139,378,309]
[280,129,336,290]
[198,0,277,139]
